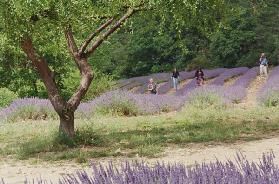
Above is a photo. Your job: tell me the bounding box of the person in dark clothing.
[172,68,180,91]
[195,68,204,86]
[147,78,158,94]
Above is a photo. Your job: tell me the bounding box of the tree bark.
[59,110,75,138]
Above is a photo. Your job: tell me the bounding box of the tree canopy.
[0,0,226,137]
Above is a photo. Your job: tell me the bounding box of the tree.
[0,0,225,137]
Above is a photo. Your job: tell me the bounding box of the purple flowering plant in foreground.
[10,152,279,184]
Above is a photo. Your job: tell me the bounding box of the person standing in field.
[195,68,205,86]
[259,53,268,77]
[172,68,180,91]
[147,78,158,94]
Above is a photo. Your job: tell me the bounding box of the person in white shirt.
[259,53,268,77]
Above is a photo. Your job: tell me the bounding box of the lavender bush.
[15,152,278,184]
[184,85,245,105]
[176,68,226,96]
[211,67,249,86]
[258,66,279,106]
[78,90,185,118]
[223,67,259,102]
[0,98,56,122]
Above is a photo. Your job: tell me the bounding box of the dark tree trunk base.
[59,111,75,138]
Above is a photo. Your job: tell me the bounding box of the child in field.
[259,53,268,77]
[172,68,180,91]
[147,78,158,94]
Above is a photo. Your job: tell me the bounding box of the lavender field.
[1,66,279,184]
[0,67,278,121]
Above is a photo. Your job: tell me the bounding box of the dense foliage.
[0,88,18,108]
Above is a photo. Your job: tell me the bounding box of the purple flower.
[211,67,249,86]
[176,68,227,96]
[24,152,279,184]
[258,66,279,103]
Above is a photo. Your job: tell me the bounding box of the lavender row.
[258,66,279,103]
[118,73,170,91]
[0,91,185,121]
[176,68,226,96]
[185,85,246,104]
[223,67,259,101]
[211,67,249,86]
[231,67,259,87]
[134,73,171,94]
[0,98,56,121]
[20,153,279,184]
[78,90,185,117]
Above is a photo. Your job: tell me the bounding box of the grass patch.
[1,105,279,162]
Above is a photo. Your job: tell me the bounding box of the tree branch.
[79,18,114,55]
[20,37,66,115]
[67,58,94,111]
[64,26,79,57]
[84,8,135,58]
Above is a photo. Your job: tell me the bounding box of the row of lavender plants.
[13,153,279,184]
[0,90,185,122]
[210,67,249,86]
[176,68,227,96]
[118,73,170,91]
[181,67,258,103]
[0,67,263,121]
[258,65,279,106]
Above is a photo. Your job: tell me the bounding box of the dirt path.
[237,74,267,107]
[1,137,279,183]
[167,79,190,95]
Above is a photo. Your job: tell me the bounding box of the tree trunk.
[59,110,75,138]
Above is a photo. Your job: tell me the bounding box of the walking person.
[172,68,180,91]
[147,78,158,94]
[195,68,204,86]
[259,53,268,77]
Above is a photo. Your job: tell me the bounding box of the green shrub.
[63,70,116,101]
[263,92,279,107]
[84,73,116,101]
[0,88,18,108]
[186,55,212,71]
